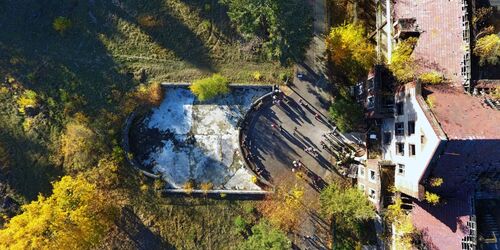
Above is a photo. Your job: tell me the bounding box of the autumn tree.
[239,221,291,250]
[389,37,418,83]
[60,120,100,173]
[0,176,116,249]
[326,23,376,84]
[320,183,375,247]
[257,184,304,231]
[384,197,415,249]
[190,74,230,101]
[474,34,500,66]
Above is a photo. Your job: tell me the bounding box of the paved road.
[244,0,342,249]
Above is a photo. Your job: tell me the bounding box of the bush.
[329,96,364,132]
[190,74,230,101]
[233,215,248,234]
[419,71,444,84]
[17,89,38,113]
[424,191,440,205]
[52,16,72,34]
[135,82,164,107]
[429,177,444,187]
[389,37,418,83]
[252,71,263,81]
[426,96,436,109]
[474,34,500,66]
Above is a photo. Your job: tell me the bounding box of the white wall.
[381,85,441,197]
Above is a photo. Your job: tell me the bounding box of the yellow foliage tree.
[190,74,230,101]
[326,23,376,84]
[419,71,444,85]
[258,184,304,231]
[385,198,415,249]
[389,37,418,83]
[0,176,116,249]
[60,121,99,173]
[474,34,500,66]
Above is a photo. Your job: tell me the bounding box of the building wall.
[381,85,442,198]
[357,159,382,211]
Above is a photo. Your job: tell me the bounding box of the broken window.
[396,142,404,156]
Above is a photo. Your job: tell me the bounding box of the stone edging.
[122,110,161,179]
[237,87,276,189]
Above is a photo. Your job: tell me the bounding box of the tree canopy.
[257,184,304,231]
[189,74,230,101]
[60,121,100,173]
[474,34,500,66]
[221,0,313,64]
[329,96,364,132]
[389,37,418,83]
[0,176,116,249]
[320,183,375,228]
[239,221,291,250]
[326,23,376,84]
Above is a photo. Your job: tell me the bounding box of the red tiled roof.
[412,197,471,250]
[394,0,465,86]
[425,85,500,139]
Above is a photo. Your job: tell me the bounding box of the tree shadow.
[116,0,216,72]
[115,206,175,250]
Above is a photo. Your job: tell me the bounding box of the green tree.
[320,183,376,247]
[221,0,313,64]
[326,23,376,84]
[474,34,500,66]
[52,16,72,34]
[239,221,291,250]
[329,96,364,132]
[389,37,418,83]
[0,176,116,249]
[189,74,230,101]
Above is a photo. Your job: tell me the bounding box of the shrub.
[425,191,440,205]
[251,176,258,184]
[200,182,213,194]
[429,177,444,187]
[183,180,195,194]
[389,37,418,83]
[190,74,230,101]
[233,215,248,234]
[17,89,38,113]
[53,16,72,34]
[135,82,164,107]
[426,96,436,109]
[474,34,500,66]
[419,71,444,84]
[278,72,289,82]
[252,71,263,81]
